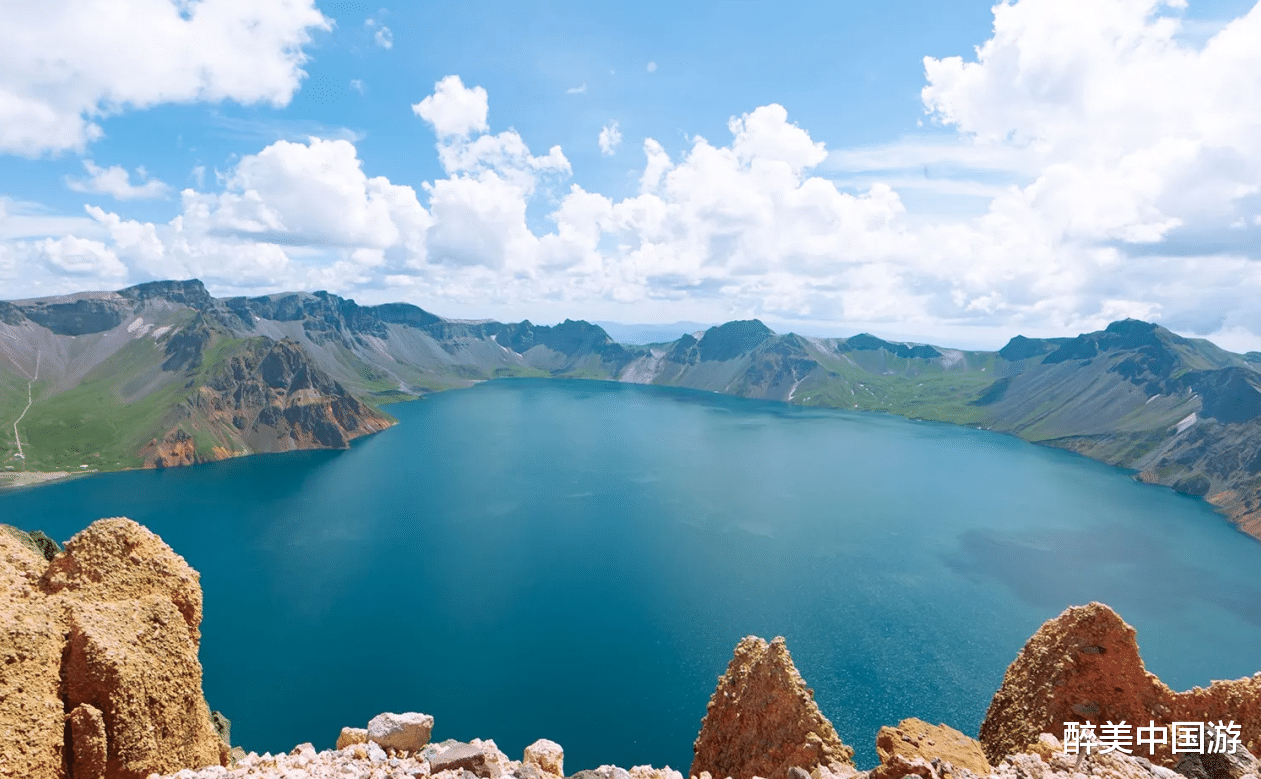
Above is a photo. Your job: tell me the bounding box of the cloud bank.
[3,0,1261,349]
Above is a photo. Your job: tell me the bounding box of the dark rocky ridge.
[842,333,942,360]
[19,298,127,336]
[698,320,775,362]
[996,335,1070,362]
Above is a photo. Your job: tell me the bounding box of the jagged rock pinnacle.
[691,635,854,779]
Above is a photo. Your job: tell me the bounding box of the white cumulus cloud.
[412,76,490,138]
[598,121,623,156]
[36,235,127,277]
[0,0,331,157]
[66,161,172,200]
[922,0,1261,242]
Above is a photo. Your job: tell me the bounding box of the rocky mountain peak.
[698,320,775,362]
[842,333,943,360]
[1041,319,1180,366]
[118,279,214,310]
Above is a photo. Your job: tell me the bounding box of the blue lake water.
[3,378,1261,771]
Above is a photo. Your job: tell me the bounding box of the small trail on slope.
[9,349,38,461]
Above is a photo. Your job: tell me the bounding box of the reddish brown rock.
[980,602,1261,766]
[871,719,991,779]
[691,636,854,779]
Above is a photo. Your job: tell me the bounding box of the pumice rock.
[0,518,227,779]
[366,711,435,753]
[691,635,855,779]
[336,727,369,750]
[523,739,564,778]
[66,704,107,779]
[980,602,1261,767]
[871,718,991,779]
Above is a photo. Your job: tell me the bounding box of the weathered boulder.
[523,739,564,778]
[336,727,369,750]
[366,711,434,753]
[1173,744,1261,779]
[67,705,107,779]
[871,719,991,779]
[569,766,631,779]
[692,635,854,779]
[989,738,1187,779]
[429,741,497,777]
[980,602,1261,767]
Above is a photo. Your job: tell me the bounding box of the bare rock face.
[692,635,855,779]
[980,603,1176,764]
[67,705,107,779]
[65,597,222,778]
[980,602,1261,767]
[0,528,67,779]
[0,518,226,779]
[872,719,991,779]
[42,517,204,644]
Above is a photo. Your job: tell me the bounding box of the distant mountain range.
[3,279,1260,541]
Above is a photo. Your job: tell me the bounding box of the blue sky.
[2,0,1260,349]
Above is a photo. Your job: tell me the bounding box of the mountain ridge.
[3,279,1260,540]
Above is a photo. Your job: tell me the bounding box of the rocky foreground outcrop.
[980,602,1261,767]
[143,612,1261,779]
[691,636,855,779]
[0,519,226,779]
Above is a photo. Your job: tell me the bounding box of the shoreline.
[0,469,97,491]
[3,376,1255,544]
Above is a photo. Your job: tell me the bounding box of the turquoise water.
[3,378,1261,771]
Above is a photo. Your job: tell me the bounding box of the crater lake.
[4,378,1261,771]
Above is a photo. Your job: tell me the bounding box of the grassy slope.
[9,333,270,471]
[16,339,189,471]
[0,369,33,462]
[792,344,993,425]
